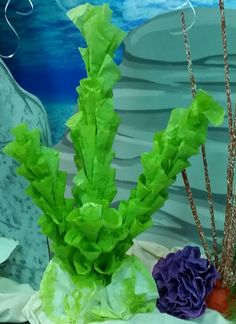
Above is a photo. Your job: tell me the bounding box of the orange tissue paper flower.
[206,280,230,315]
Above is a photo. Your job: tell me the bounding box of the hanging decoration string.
[0,0,34,59]
[55,0,68,12]
[167,0,196,35]
[56,0,196,32]
[181,11,218,266]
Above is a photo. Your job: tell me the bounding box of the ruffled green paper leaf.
[3,124,73,244]
[65,203,128,277]
[66,3,125,208]
[88,256,157,321]
[67,3,126,79]
[3,3,128,284]
[40,256,157,324]
[118,90,225,239]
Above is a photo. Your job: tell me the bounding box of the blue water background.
[1,0,236,143]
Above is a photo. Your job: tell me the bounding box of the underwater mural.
[1,0,236,144]
[0,0,235,291]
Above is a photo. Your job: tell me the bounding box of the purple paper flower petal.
[152,246,219,319]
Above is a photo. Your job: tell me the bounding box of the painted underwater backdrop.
[0,0,236,288]
[0,0,236,144]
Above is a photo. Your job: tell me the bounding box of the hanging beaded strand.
[181,11,219,267]
[218,0,236,286]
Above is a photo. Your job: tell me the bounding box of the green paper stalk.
[3,3,225,323]
[3,124,74,244]
[118,90,224,240]
[67,3,125,207]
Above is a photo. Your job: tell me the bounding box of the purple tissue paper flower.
[152,246,219,319]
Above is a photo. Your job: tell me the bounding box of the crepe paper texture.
[206,280,230,316]
[0,237,18,264]
[3,2,225,324]
[19,242,229,324]
[0,277,34,323]
[152,246,219,319]
[39,255,157,324]
[207,281,236,322]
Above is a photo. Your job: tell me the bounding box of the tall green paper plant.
[4,3,225,323]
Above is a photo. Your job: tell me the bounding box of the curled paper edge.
[0,237,19,264]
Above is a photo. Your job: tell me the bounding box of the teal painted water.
[1,0,236,144]
[44,100,77,144]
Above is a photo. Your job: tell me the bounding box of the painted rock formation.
[0,58,51,288]
[56,8,233,249]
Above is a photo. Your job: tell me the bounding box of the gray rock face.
[56,8,233,250]
[0,58,51,289]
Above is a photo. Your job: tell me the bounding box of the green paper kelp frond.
[67,3,126,77]
[4,3,225,284]
[40,256,157,324]
[87,256,157,322]
[64,203,128,277]
[3,124,73,244]
[118,90,225,239]
[66,4,125,207]
[3,3,128,283]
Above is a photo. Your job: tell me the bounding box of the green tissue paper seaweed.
[4,3,225,323]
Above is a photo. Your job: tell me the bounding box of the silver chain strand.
[0,0,34,58]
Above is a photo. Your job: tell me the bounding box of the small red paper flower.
[206,280,230,315]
